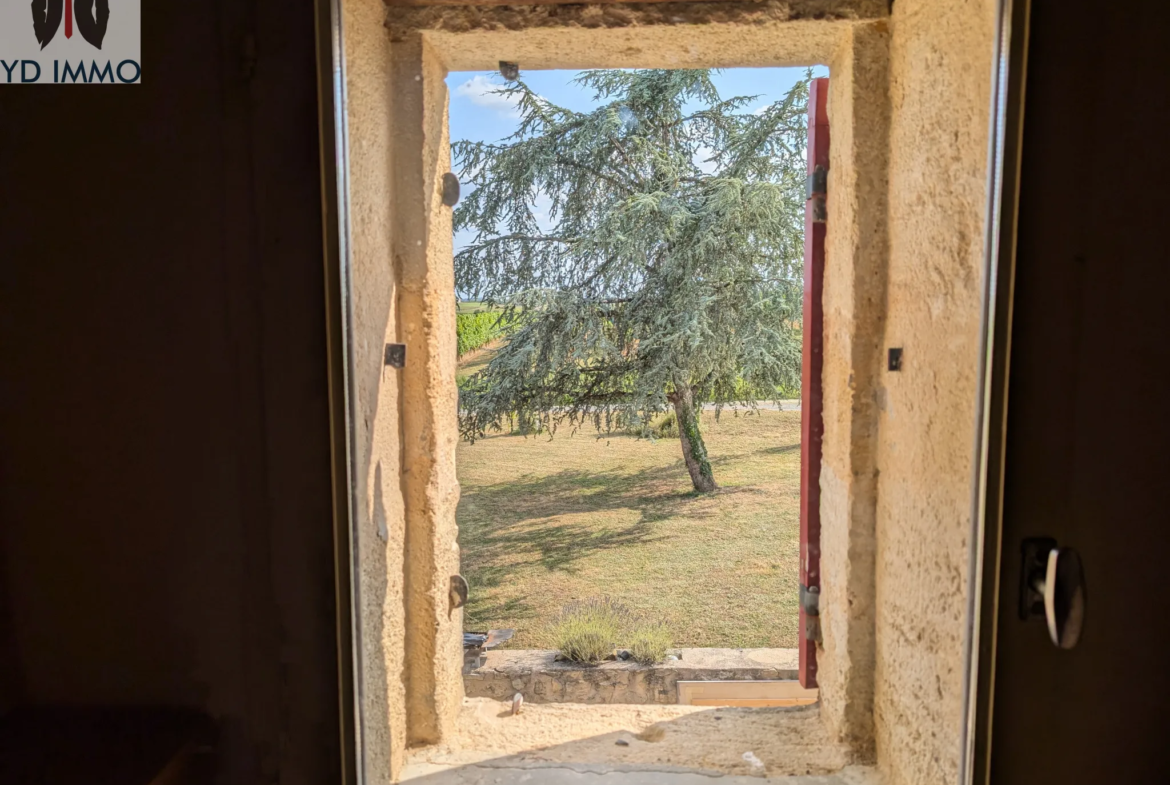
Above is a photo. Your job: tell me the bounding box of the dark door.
[987,1,1170,781]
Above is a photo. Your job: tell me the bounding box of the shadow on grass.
[464,577,536,628]
[761,442,800,455]
[457,432,801,634]
[459,462,703,626]
[457,457,772,579]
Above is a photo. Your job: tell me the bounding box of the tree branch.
[608,136,647,189]
[554,156,635,194]
[463,233,579,251]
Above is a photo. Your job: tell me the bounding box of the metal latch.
[1019,538,1086,649]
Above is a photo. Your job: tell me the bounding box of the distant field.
[456,407,801,650]
[456,302,508,358]
[456,340,501,384]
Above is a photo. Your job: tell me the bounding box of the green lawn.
[456,408,801,649]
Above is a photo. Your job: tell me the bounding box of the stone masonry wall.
[342,1,998,780]
[874,0,997,782]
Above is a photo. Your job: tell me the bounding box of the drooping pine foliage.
[455,69,809,491]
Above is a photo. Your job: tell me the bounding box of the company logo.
[1,0,140,84]
[32,0,110,50]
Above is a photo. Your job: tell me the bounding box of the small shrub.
[652,411,678,438]
[628,622,673,665]
[550,597,629,664]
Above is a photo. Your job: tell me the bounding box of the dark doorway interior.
[983,1,1170,782]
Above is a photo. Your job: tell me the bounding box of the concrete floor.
[401,761,878,784]
[402,699,872,784]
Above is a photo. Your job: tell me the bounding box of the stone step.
[464,648,800,704]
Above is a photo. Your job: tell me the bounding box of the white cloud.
[693,145,720,175]
[752,103,772,116]
[454,74,522,116]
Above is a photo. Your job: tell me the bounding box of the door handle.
[1020,538,1086,649]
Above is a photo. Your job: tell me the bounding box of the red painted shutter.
[799,77,829,690]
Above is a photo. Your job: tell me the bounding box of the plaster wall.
[388,0,885,69]
[344,9,481,781]
[358,5,884,775]
[343,0,411,779]
[345,9,467,776]
[818,20,889,757]
[345,1,998,781]
[389,36,466,748]
[874,0,997,782]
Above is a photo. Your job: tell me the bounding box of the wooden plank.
[677,680,819,707]
[689,698,819,707]
[799,76,829,690]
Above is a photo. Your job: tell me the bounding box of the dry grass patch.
[456,408,801,648]
[455,339,501,385]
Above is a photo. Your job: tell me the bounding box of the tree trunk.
[669,382,716,493]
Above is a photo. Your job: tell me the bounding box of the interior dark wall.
[0,2,340,783]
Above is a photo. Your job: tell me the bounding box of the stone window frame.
[341,1,892,775]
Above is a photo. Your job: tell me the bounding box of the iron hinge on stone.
[449,575,469,618]
[384,343,406,369]
[441,172,461,207]
[800,584,822,643]
[805,165,827,223]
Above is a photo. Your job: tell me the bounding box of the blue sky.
[446,67,825,146]
[446,67,826,265]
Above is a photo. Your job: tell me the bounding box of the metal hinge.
[805,165,827,223]
[449,575,469,618]
[800,584,822,643]
[441,172,460,207]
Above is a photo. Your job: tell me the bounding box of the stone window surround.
[343,1,902,777]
